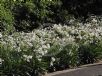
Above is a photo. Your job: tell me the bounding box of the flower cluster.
[1,22,102,60]
[0,58,4,65]
[1,19,102,75]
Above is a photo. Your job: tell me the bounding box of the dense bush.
[12,0,69,31]
[61,0,102,19]
[1,0,102,75]
[54,44,78,71]
[12,2,38,31]
[0,0,73,32]
[0,43,47,76]
[1,22,102,75]
[78,43,102,64]
[0,5,14,33]
[1,0,102,32]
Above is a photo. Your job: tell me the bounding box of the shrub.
[8,0,73,31]
[55,44,79,70]
[12,0,53,31]
[78,42,102,65]
[61,0,102,20]
[0,0,78,32]
[0,41,47,76]
[1,23,102,75]
[0,5,14,33]
[12,2,37,31]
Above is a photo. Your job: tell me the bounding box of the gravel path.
[46,63,102,76]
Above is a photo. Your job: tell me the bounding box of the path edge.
[45,61,102,76]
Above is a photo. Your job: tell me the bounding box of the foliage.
[54,44,78,70]
[0,0,73,32]
[0,5,14,33]
[0,41,47,76]
[1,0,102,32]
[1,23,102,75]
[61,0,102,20]
[12,2,37,31]
[1,0,102,75]
[78,43,102,64]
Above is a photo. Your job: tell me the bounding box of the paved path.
[46,63,102,76]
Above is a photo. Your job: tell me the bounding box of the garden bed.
[1,21,102,75]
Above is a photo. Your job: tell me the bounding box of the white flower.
[50,61,53,66]
[92,18,97,23]
[51,57,55,62]
[16,47,21,52]
[42,45,47,49]
[85,23,91,27]
[0,58,4,65]
[13,0,16,2]
[38,58,42,61]
[0,33,2,38]
[46,44,50,49]
[44,50,48,54]
[49,0,52,1]
[50,57,56,67]
[28,42,33,47]
[69,19,75,24]
[69,50,73,56]
[40,51,45,55]
[23,55,33,62]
